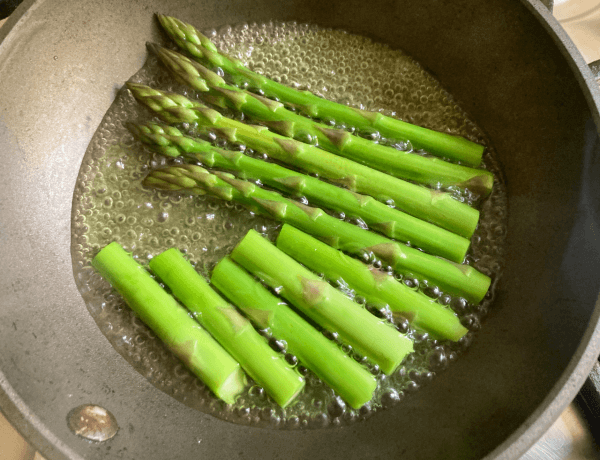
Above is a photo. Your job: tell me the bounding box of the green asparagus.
[127,82,479,237]
[151,44,493,195]
[142,165,491,303]
[276,225,468,341]
[229,229,413,374]
[157,14,485,167]
[129,121,470,262]
[211,256,377,408]
[149,248,304,407]
[91,242,247,404]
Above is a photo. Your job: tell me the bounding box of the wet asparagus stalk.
[211,256,378,408]
[229,229,414,374]
[150,44,493,195]
[156,14,485,167]
[149,248,304,408]
[91,242,247,404]
[129,121,470,262]
[276,225,468,341]
[127,82,479,238]
[142,165,491,303]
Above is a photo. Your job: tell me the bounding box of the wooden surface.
[521,404,600,459]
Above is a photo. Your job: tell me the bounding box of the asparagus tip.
[155,13,169,28]
[146,41,161,55]
[124,121,142,138]
[125,81,146,92]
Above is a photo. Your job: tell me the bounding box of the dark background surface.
[0,0,22,19]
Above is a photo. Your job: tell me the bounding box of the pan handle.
[556,0,600,435]
[589,61,600,85]
[540,0,553,12]
[576,361,600,442]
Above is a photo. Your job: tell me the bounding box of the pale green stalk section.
[276,225,468,341]
[151,44,493,195]
[229,229,414,374]
[128,121,470,262]
[126,82,479,238]
[149,248,304,408]
[142,165,491,302]
[211,256,377,408]
[91,242,247,404]
[157,14,485,166]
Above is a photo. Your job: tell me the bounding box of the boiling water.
[71,21,507,428]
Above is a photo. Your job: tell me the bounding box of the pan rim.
[1,0,600,458]
[484,0,600,457]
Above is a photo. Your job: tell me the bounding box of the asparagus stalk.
[157,15,485,167]
[151,44,493,195]
[142,165,491,303]
[91,242,247,404]
[229,229,413,374]
[127,83,479,238]
[149,248,304,408]
[211,257,377,408]
[129,121,470,262]
[276,225,468,341]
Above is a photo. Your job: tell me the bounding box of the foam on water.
[71,20,507,429]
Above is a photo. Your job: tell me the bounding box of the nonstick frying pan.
[1,0,600,458]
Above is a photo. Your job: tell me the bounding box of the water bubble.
[285,354,298,366]
[269,338,286,353]
[327,396,346,418]
[381,390,402,408]
[67,405,119,442]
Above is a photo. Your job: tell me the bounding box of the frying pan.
[1,0,600,458]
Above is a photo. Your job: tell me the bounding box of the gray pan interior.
[1,0,600,459]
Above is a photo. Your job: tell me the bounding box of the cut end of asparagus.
[149,246,305,408]
[231,229,414,375]
[275,224,469,341]
[216,367,249,405]
[211,256,378,408]
[92,242,247,405]
[458,171,495,198]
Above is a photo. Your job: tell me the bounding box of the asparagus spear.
[149,248,304,407]
[129,121,470,262]
[157,15,485,167]
[276,225,468,341]
[127,83,479,238]
[91,242,247,404]
[229,229,413,374]
[150,44,493,195]
[142,165,491,303]
[211,257,377,408]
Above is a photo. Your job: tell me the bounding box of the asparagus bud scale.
[157,14,486,166]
